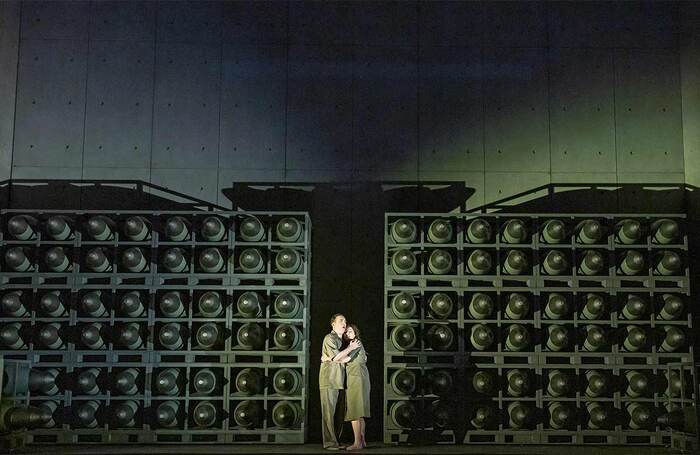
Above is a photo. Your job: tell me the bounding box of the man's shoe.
[324,445,340,451]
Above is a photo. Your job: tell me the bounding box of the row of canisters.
[1,289,304,319]
[389,217,681,245]
[1,245,305,275]
[388,368,687,399]
[389,247,684,276]
[388,323,688,353]
[3,213,305,243]
[388,291,687,321]
[1,320,304,351]
[29,366,302,398]
[30,398,303,430]
[387,398,685,431]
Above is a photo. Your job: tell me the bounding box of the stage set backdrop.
[1,0,700,446]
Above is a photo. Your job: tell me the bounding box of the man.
[319,313,360,450]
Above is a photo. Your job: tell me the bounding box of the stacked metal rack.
[384,213,696,448]
[0,209,311,444]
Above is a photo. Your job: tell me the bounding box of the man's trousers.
[320,387,340,448]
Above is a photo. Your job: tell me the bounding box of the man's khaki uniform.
[319,331,344,448]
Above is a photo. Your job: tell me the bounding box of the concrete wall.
[682,2,700,189]
[0,1,689,210]
[0,1,19,190]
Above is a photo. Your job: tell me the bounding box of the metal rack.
[0,209,311,444]
[384,212,696,446]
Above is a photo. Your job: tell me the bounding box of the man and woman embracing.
[319,314,370,451]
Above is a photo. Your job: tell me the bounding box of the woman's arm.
[332,339,360,362]
[321,353,352,363]
[332,351,350,362]
[320,340,361,363]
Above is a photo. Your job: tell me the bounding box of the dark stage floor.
[9,444,687,455]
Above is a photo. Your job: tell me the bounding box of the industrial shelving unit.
[0,209,311,444]
[384,212,695,448]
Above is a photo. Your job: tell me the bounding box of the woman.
[321,324,370,450]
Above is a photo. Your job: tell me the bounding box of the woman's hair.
[343,323,361,342]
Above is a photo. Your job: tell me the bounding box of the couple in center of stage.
[319,313,371,451]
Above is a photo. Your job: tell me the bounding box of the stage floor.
[12,444,686,455]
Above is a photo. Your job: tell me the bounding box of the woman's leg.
[347,420,361,450]
[359,417,366,448]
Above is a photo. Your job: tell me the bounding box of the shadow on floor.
[9,442,686,455]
